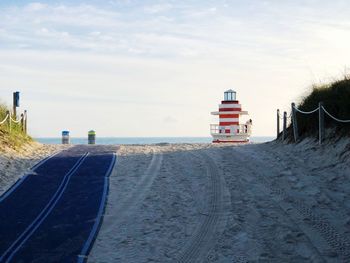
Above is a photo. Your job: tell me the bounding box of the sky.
[1,0,350,137]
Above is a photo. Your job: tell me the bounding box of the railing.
[0,110,27,134]
[210,124,252,136]
[277,102,350,145]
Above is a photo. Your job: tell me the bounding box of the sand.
[1,139,349,262]
[0,142,69,195]
[89,139,350,262]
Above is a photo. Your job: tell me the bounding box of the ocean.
[35,136,275,145]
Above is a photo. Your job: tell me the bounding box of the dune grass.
[293,76,350,138]
[0,102,32,151]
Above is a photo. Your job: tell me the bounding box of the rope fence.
[279,113,292,120]
[276,110,292,141]
[0,111,27,134]
[0,114,9,125]
[321,106,350,123]
[10,116,21,124]
[293,107,319,115]
[277,102,350,145]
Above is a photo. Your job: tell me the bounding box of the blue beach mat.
[0,145,117,263]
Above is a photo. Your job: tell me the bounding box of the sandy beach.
[86,139,350,262]
[3,1,350,261]
[1,140,349,262]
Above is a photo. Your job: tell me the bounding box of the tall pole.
[282,111,287,141]
[277,109,280,139]
[291,103,298,142]
[24,110,27,134]
[12,92,17,120]
[319,102,324,145]
[6,110,11,132]
[21,114,24,132]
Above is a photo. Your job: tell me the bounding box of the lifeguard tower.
[210,89,252,143]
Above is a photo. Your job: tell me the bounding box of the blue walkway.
[0,145,117,263]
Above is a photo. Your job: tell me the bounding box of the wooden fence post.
[319,102,324,145]
[6,110,11,132]
[277,109,280,139]
[291,103,298,142]
[21,113,24,132]
[24,110,27,134]
[12,92,17,120]
[282,111,287,141]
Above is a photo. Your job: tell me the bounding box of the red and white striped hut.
[210,89,252,143]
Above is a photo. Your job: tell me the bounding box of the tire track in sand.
[177,151,226,263]
[87,148,163,263]
[115,149,163,220]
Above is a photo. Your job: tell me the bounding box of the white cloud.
[1,1,350,136]
[144,3,172,14]
[0,1,324,62]
[25,2,47,12]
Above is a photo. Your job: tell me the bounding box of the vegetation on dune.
[0,102,32,151]
[291,76,350,138]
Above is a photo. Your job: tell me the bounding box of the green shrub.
[0,102,32,151]
[294,76,350,137]
[0,103,8,121]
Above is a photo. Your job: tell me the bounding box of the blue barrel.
[62,131,70,144]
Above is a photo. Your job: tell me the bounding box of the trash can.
[62,131,70,144]
[88,130,96,144]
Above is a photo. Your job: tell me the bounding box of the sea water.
[35,137,274,145]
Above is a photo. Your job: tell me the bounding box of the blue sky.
[1,1,350,137]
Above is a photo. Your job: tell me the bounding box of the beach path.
[88,142,350,263]
[0,145,116,263]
